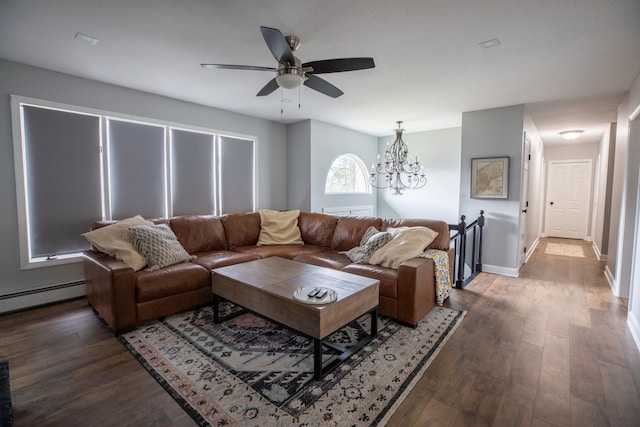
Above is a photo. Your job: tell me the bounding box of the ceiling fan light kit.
[201,26,375,99]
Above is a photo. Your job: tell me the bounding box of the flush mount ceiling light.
[559,130,584,140]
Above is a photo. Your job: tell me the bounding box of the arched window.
[324,153,371,194]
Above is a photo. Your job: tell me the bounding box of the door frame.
[519,134,531,267]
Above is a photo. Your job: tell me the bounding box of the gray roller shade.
[219,136,255,214]
[22,105,102,258]
[171,129,215,216]
[108,119,166,219]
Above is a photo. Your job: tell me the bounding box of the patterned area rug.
[545,242,585,258]
[119,304,465,426]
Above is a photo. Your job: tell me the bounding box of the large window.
[324,153,371,194]
[12,96,256,268]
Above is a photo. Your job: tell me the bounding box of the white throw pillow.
[82,215,153,271]
[257,209,303,246]
[368,226,439,269]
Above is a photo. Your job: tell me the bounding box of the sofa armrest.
[396,257,437,326]
[82,251,137,335]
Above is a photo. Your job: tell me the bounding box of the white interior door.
[545,160,592,239]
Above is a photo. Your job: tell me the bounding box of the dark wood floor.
[1,238,639,426]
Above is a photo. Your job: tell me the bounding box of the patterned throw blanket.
[420,249,452,306]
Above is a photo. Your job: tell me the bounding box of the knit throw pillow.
[126,224,193,271]
[344,230,393,264]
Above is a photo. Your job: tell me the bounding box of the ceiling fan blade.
[260,26,295,65]
[302,57,375,74]
[304,74,344,98]
[257,78,280,96]
[201,64,277,72]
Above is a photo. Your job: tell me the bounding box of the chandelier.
[370,121,426,195]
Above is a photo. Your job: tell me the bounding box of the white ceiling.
[1,0,639,145]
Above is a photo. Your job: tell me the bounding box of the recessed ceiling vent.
[478,38,501,49]
[75,32,99,45]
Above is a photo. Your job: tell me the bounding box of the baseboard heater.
[0,280,84,301]
[0,281,85,315]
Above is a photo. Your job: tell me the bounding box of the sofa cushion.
[257,209,303,246]
[190,251,260,270]
[170,215,227,253]
[369,226,438,269]
[135,262,210,302]
[233,244,327,260]
[220,212,261,248]
[341,263,399,299]
[293,250,352,270]
[298,212,338,247]
[82,215,153,271]
[331,216,382,251]
[127,224,193,271]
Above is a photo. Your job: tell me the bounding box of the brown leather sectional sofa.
[83,211,453,334]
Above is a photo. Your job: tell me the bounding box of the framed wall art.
[471,157,509,199]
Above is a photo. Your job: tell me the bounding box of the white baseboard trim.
[628,311,640,352]
[482,264,519,278]
[604,265,617,294]
[0,282,85,314]
[524,238,540,264]
[591,242,608,261]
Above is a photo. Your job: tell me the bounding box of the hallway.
[388,237,640,426]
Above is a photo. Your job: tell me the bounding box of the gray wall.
[609,75,640,301]
[613,70,640,348]
[0,59,287,310]
[287,120,312,211]
[523,109,544,260]
[376,127,461,223]
[308,120,378,214]
[593,124,616,258]
[286,119,378,214]
[460,105,525,275]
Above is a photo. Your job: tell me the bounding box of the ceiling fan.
[201,26,375,98]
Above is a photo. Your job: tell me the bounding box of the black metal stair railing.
[448,210,485,289]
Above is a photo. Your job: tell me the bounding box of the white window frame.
[324,153,372,195]
[11,95,258,269]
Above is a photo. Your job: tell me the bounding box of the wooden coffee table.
[211,257,380,379]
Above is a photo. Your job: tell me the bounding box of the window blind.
[22,105,102,258]
[108,119,166,219]
[171,129,215,216]
[219,136,255,214]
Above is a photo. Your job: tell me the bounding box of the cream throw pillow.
[369,226,439,269]
[257,209,303,246]
[82,215,153,271]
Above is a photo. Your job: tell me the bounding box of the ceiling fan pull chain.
[281,88,284,114]
[298,84,301,110]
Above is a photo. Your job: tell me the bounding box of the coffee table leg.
[313,338,322,380]
[371,307,378,336]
